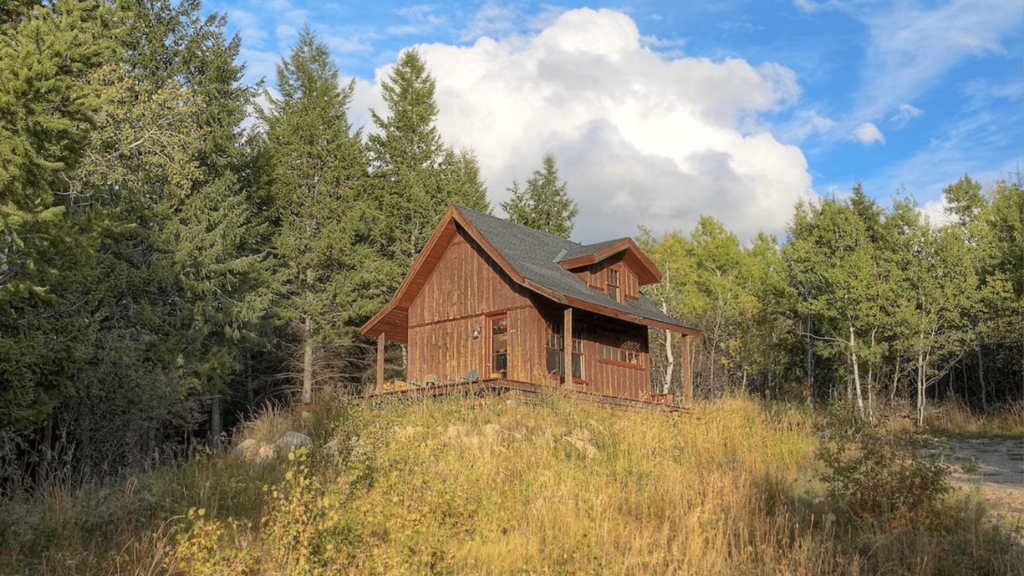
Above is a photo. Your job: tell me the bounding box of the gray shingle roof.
[456,206,697,332]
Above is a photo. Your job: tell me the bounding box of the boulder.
[254,443,276,465]
[232,439,259,460]
[275,431,313,451]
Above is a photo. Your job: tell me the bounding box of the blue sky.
[202,0,1023,243]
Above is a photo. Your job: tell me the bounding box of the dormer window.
[607,266,621,303]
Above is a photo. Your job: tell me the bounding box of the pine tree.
[365,48,459,291]
[28,0,270,471]
[261,25,374,403]
[501,152,578,239]
[0,0,115,429]
[444,147,491,214]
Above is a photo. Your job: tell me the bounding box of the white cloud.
[854,122,884,145]
[857,0,1017,121]
[325,34,374,54]
[920,196,954,227]
[889,103,922,127]
[461,2,521,41]
[358,8,815,241]
[276,24,298,40]
[388,4,446,36]
[239,47,282,85]
[783,110,835,142]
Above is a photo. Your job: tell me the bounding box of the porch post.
[376,334,385,394]
[563,307,573,387]
[681,334,693,407]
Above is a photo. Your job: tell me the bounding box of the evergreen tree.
[501,152,577,239]
[261,25,375,403]
[365,48,466,292]
[53,0,270,472]
[0,0,115,429]
[444,147,491,214]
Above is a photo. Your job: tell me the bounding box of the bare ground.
[929,436,1024,529]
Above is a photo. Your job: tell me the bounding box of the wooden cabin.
[360,205,701,407]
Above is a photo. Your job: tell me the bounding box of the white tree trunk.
[850,323,865,421]
[916,348,925,428]
[662,302,674,394]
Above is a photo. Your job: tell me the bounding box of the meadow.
[1,391,1021,575]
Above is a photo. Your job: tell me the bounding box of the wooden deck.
[365,378,684,413]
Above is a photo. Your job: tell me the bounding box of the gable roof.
[361,205,700,343]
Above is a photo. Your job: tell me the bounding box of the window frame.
[487,314,509,380]
[546,320,587,383]
[607,265,621,303]
[545,321,564,380]
[598,339,645,370]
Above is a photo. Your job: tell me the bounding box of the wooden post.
[376,334,385,394]
[563,307,573,387]
[681,334,692,407]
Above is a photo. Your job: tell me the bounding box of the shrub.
[817,410,950,528]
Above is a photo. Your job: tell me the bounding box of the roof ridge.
[454,204,583,247]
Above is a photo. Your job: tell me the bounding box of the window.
[600,343,618,361]
[547,321,586,381]
[619,340,642,365]
[489,315,508,379]
[599,339,643,367]
[545,322,564,377]
[571,328,584,380]
[607,267,620,303]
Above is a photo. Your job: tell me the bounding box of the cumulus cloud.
[919,196,955,227]
[854,122,884,145]
[358,8,815,241]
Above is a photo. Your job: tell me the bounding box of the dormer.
[556,238,661,304]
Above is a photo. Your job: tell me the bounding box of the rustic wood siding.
[571,256,639,299]
[406,227,651,399]
[407,227,542,384]
[623,265,639,300]
[408,228,528,327]
[534,305,651,401]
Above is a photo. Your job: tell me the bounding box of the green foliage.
[260,25,377,400]
[639,217,786,397]
[443,147,491,214]
[0,0,116,428]
[501,152,578,239]
[365,48,460,292]
[817,410,950,527]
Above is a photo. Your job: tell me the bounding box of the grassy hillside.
[2,392,1021,575]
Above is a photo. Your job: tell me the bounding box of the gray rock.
[275,431,313,451]
[232,438,259,460]
[254,443,276,465]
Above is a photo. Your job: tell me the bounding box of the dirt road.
[931,436,1024,525]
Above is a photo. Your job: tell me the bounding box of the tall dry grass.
[2,391,1021,575]
[923,399,1024,437]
